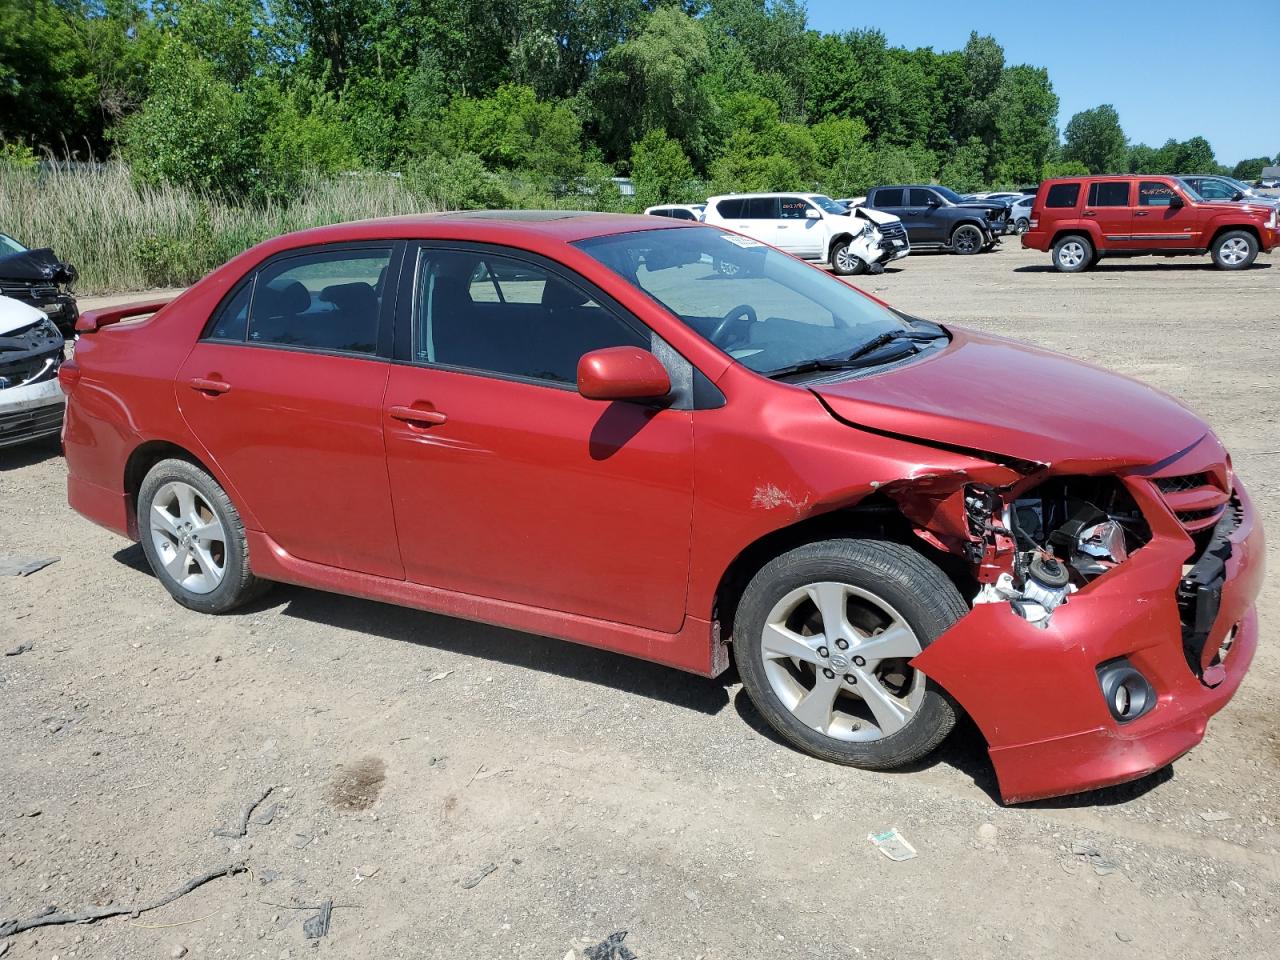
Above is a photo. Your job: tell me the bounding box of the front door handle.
[389,404,448,427]
[1134,211,1149,217]
[1082,211,1097,217]
[188,377,231,395]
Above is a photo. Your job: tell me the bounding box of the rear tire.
[950,224,984,255]
[830,238,867,276]
[137,458,268,614]
[734,539,965,770]
[1052,235,1093,273]
[1211,230,1258,270]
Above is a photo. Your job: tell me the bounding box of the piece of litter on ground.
[301,899,331,939]
[1070,840,1119,876]
[868,828,918,862]
[473,767,510,781]
[250,803,277,826]
[584,931,638,960]
[427,670,453,682]
[460,862,497,889]
[4,642,32,657]
[0,555,59,577]
[1199,810,1232,822]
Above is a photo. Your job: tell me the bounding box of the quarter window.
[207,281,253,341]
[414,249,648,385]
[245,248,392,354]
[1045,183,1080,208]
[1087,182,1131,207]
[1139,182,1180,207]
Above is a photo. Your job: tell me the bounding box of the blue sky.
[804,0,1279,165]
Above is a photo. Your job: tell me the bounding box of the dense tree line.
[0,0,1270,207]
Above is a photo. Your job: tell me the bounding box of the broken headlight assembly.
[972,477,1151,628]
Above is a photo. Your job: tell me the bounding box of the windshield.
[575,227,910,375]
[810,195,847,215]
[934,186,965,204]
[1178,180,1205,201]
[0,233,27,256]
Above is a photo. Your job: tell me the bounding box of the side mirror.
[804,208,821,220]
[1169,194,1185,208]
[1232,190,1244,201]
[577,347,671,403]
[926,196,940,207]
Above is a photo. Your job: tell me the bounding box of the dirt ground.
[2,241,1278,960]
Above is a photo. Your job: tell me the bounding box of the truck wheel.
[138,458,269,614]
[1052,235,1093,273]
[1211,231,1258,270]
[950,224,983,255]
[830,239,867,276]
[734,539,965,770]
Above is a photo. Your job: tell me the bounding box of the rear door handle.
[1134,211,1149,217]
[188,377,231,395]
[389,404,448,427]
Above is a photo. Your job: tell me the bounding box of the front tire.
[1211,230,1258,270]
[950,223,984,255]
[734,540,965,770]
[1052,234,1093,273]
[830,238,867,276]
[137,458,267,614]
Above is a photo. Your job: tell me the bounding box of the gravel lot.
[2,241,1278,960]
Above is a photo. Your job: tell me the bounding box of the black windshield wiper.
[845,327,947,363]
[767,327,948,381]
[766,357,867,380]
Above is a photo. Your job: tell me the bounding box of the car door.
[1083,180,1138,248]
[1134,180,1201,249]
[176,242,406,579]
[907,188,949,243]
[776,196,823,258]
[381,243,695,632]
[871,188,910,234]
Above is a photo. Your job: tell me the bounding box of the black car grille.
[0,282,58,301]
[0,400,64,447]
[879,223,907,241]
[1154,473,1212,494]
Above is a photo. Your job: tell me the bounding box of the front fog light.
[1096,659,1155,723]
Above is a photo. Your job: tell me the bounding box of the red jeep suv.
[1022,175,1278,272]
[61,212,1264,804]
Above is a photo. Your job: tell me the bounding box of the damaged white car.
[0,294,66,449]
[703,192,909,276]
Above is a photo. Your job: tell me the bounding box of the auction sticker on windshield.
[721,234,764,248]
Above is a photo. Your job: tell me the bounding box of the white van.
[702,193,909,275]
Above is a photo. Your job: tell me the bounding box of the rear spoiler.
[75,298,174,333]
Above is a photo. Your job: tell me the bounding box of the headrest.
[258,279,310,317]
[542,277,590,310]
[319,282,377,312]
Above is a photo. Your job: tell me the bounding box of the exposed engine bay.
[964,476,1152,627]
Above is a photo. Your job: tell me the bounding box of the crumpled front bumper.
[912,479,1264,804]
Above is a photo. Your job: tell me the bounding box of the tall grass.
[0,163,431,293]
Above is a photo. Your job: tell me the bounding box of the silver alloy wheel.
[834,244,862,273]
[1014,217,1030,234]
[760,581,925,742]
[149,480,227,594]
[1057,239,1086,268]
[1219,237,1251,265]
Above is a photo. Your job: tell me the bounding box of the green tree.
[630,129,696,207]
[121,39,255,196]
[1231,156,1273,181]
[258,81,358,191]
[1062,104,1127,173]
[441,83,586,182]
[987,65,1057,185]
[938,137,988,192]
[1042,158,1090,179]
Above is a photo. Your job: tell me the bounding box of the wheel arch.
[826,231,856,260]
[1049,226,1098,250]
[1209,222,1260,249]
[711,495,979,645]
[123,440,219,540]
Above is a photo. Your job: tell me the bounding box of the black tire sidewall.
[137,458,257,614]
[734,539,965,770]
[829,239,865,276]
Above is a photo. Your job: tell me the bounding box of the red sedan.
[61,212,1263,803]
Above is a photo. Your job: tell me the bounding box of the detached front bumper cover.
[912,480,1263,804]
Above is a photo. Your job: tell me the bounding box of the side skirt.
[245,531,725,677]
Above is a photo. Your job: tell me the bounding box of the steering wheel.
[709,303,758,347]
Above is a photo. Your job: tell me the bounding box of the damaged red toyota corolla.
[60,213,1264,804]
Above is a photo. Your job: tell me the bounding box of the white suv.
[703,193,909,275]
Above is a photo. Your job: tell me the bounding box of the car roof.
[707,192,824,200]
[253,210,692,256]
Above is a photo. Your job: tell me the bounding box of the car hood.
[0,247,77,284]
[849,207,901,226]
[953,200,1006,213]
[812,327,1209,470]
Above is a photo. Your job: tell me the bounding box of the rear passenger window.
[908,188,935,206]
[1139,182,1179,207]
[1044,183,1080,208]
[744,197,778,219]
[1087,182,1131,207]
[246,248,392,354]
[207,282,253,341]
[716,198,745,219]
[876,188,904,206]
[670,209,696,221]
[415,249,648,386]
